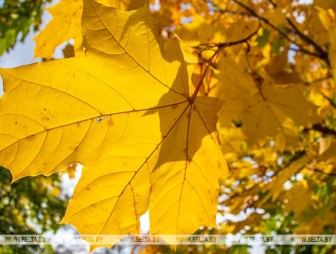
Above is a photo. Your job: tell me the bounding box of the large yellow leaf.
[0,0,228,240]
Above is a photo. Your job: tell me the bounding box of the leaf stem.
[286,17,330,66]
[189,52,218,103]
[314,168,336,177]
[195,23,260,50]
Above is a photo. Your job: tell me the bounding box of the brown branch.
[286,17,330,66]
[314,168,336,177]
[195,22,260,50]
[206,0,329,63]
[218,23,260,48]
[289,45,324,59]
[232,0,291,40]
[302,75,332,85]
[321,93,336,109]
[267,0,277,8]
[304,123,336,137]
[231,0,326,60]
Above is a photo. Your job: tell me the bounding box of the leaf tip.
[59,217,68,225]
[10,175,20,184]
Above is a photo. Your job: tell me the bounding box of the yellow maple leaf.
[302,7,330,50]
[218,79,320,150]
[0,0,228,241]
[317,139,336,166]
[34,0,147,60]
[34,0,83,60]
[264,155,310,201]
[283,182,311,217]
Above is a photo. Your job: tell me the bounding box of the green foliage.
[0,166,67,253]
[256,29,270,47]
[0,0,52,56]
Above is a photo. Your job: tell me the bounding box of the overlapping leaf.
[217,49,320,151]
[0,0,228,241]
[33,0,147,60]
[34,0,83,59]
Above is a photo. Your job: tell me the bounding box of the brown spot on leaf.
[41,114,50,121]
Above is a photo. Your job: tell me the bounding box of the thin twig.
[231,0,326,60]
[302,75,332,85]
[314,168,336,177]
[195,22,260,50]
[232,0,291,41]
[321,93,336,110]
[289,45,324,58]
[286,17,330,66]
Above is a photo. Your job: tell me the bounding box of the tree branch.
[314,168,336,177]
[216,23,260,48]
[304,123,336,137]
[286,17,330,66]
[302,75,332,85]
[195,22,260,50]
[321,93,336,109]
[231,0,328,61]
[267,0,277,8]
[232,0,289,38]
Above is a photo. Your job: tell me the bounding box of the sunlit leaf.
[34,0,83,59]
[0,0,228,241]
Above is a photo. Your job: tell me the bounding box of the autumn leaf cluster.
[1,0,336,251]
